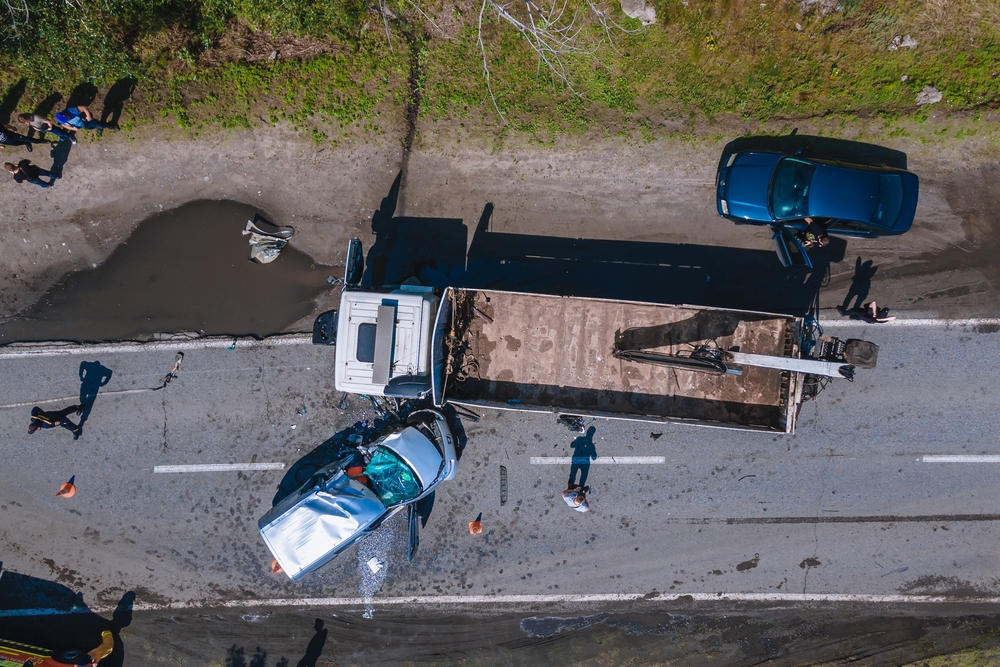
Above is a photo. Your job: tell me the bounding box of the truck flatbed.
[439,289,803,432]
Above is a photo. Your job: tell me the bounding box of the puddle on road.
[0,200,332,343]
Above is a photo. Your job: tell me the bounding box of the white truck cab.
[333,286,439,398]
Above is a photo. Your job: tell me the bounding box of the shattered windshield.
[364,446,423,506]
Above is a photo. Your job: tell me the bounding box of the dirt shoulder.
[1,113,998,336]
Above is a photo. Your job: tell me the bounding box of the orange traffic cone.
[468,512,483,535]
[56,475,76,498]
[270,559,283,574]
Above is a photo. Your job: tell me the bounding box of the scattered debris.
[56,475,76,498]
[650,432,663,440]
[889,34,918,50]
[620,0,656,25]
[243,218,294,264]
[270,559,283,574]
[469,511,483,535]
[799,557,821,568]
[500,466,508,505]
[153,352,183,391]
[557,415,586,433]
[795,22,802,30]
[881,566,909,577]
[366,557,384,574]
[901,74,908,82]
[917,85,943,105]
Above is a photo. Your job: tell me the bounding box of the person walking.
[0,123,47,151]
[562,485,590,513]
[16,112,76,144]
[5,160,57,188]
[28,404,83,439]
[55,105,116,134]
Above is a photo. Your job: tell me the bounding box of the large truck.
[316,240,875,434]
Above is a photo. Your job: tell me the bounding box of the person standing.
[28,404,83,439]
[55,105,116,134]
[16,112,76,144]
[0,123,47,151]
[5,160,57,188]
[562,485,590,513]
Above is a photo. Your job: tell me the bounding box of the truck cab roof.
[334,288,438,396]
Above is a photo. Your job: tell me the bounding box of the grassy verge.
[0,0,997,144]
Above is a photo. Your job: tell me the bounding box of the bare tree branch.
[478,0,506,123]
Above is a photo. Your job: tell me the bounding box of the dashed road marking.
[530,456,665,465]
[922,455,1000,463]
[153,463,285,473]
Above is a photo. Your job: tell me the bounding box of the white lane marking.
[822,317,1000,328]
[530,456,665,465]
[0,389,156,410]
[3,592,984,615]
[153,463,285,473]
[0,334,312,359]
[922,455,1000,463]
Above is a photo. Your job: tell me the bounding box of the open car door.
[345,237,365,287]
[769,224,812,269]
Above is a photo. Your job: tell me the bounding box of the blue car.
[716,145,919,267]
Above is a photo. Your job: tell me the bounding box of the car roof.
[808,163,880,222]
[379,426,443,490]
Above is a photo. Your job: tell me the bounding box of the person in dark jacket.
[29,404,83,439]
[0,123,47,151]
[5,160,57,188]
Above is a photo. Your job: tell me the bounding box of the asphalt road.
[2,321,1000,664]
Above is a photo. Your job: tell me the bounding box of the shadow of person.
[568,426,597,489]
[95,591,136,667]
[841,256,878,311]
[66,82,99,110]
[0,78,26,126]
[78,360,113,433]
[49,138,73,178]
[100,77,137,127]
[295,618,327,667]
[296,618,329,667]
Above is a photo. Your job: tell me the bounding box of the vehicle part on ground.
[242,218,294,264]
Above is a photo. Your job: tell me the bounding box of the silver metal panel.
[729,351,846,378]
[259,472,386,581]
[372,303,395,386]
[379,427,444,490]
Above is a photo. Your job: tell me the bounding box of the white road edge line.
[1,592,995,616]
[0,334,313,359]
[822,317,1000,328]
[153,463,285,473]
[530,456,665,465]
[922,455,1000,463]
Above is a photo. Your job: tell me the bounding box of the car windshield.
[364,446,423,506]
[871,174,903,226]
[770,158,816,220]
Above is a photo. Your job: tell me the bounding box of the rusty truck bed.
[440,289,803,432]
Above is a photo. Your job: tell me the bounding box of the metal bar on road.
[530,456,665,465]
[922,455,1000,463]
[153,463,285,473]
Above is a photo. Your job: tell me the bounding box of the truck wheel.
[51,648,88,664]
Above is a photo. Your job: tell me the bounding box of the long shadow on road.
[361,176,845,317]
[0,565,132,667]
